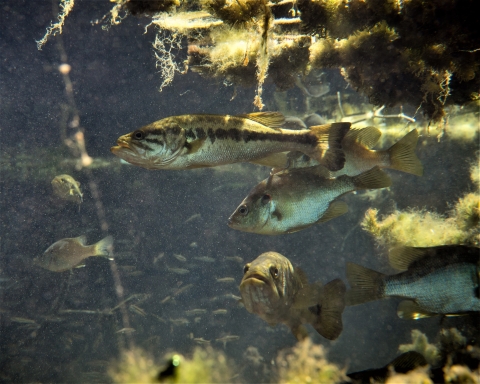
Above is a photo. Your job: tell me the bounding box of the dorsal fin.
[76,235,87,246]
[389,246,427,271]
[318,201,348,223]
[344,126,382,148]
[237,112,285,129]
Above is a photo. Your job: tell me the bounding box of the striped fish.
[110,112,350,171]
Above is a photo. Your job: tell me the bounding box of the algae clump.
[398,329,440,366]
[275,338,347,384]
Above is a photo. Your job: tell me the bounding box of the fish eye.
[270,266,279,279]
[238,205,248,216]
[133,130,145,140]
[243,264,250,274]
[261,194,271,205]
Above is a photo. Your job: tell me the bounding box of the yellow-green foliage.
[108,346,234,384]
[443,365,480,384]
[108,347,159,384]
[175,346,234,383]
[362,188,480,247]
[201,0,266,26]
[275,339,347,384]
[385,368,433,384]
[398,330,440,366]
[470,157,480,189]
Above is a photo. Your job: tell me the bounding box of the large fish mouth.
[242,273,271,286]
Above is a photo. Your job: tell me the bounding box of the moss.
[275,339,347,384]
[201,0,266,26]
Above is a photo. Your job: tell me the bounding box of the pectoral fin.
[318,201,348,223]
[292,282,324,309]
[312,279,346,340]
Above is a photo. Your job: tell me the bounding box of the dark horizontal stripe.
[133,141,153,151]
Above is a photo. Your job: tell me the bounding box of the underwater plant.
[108,345,235,383]
[398,329,440,366]
[275,338,347,384]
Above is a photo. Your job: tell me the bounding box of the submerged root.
[152,30,186,92]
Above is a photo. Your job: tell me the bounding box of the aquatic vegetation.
[275,338,347,384]
[362,190,480,247]
[443,364,480,384]
[108,346,234,383]
[398,329,440,366]
[385,367,433,384]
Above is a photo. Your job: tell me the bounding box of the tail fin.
[312,278,346,340]
[345,262,385,305]
[309,122,351,172]
[352,166,392,190]
[94,236,114,259]
[388,130,423,176]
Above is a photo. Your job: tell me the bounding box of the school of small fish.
[26,110,478,375]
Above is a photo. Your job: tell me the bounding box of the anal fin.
[397,300,438,319]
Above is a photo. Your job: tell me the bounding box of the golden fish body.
[51,174,83,204]
[229,166,391,235]
[286,128,423,177]
[239,252,346,340]
[110,113,350,171]
[34,235,113,272]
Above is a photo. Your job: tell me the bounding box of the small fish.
[347,351,428,383]
[170,318,189,326]
[291,127,424,177]
[185,309,207,316]
[193,256,215,263]
[173,254,187,262]
[167,266,190,274]
[346,245,480,318]
[51,174,83,204]
[225,256,243,263]
[11,317,37,324]
[215,335,240,348]
[116,328,136,334]
[193,337,211,345]
[129,304,147,317]
[216,277,235,283]
[173,284,194,296]
[240,252,346,340]
[184,213,201,223]
[189,242,198,248]
[212,309,228,315]
[34,235,114,272]
[229,166,391,235]
[110,112,351,171]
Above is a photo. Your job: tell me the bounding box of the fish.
[346,245,480,318]
[34,235,114,272]
[110,112,351,172]
[216,277,236,283]
[228,165,391,235]
[346,351,428,383]
[212,309,228,315]
[193,337,211,345]
[129,304,147,317]
[215,335,240,348]
[239,252,346,340]
[193,256,215,262]
[262,128,423,177]
[51,174,83,204]
[173,254,187,262]
[185,309,207,316]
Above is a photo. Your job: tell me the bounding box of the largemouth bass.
[34,235,113,272]
[346,245,480,318]
[228,166,391,235]
[110,112,350,171]
[239,252,346,340]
